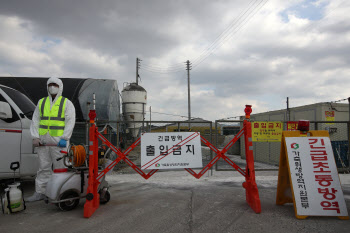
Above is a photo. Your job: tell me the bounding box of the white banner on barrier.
[141,132,203,170]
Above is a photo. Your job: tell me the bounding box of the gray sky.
[0,0,349,121]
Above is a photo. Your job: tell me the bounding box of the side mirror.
[0,101,12,119]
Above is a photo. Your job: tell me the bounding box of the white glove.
[33,138,41,147]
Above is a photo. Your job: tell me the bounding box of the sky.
[0,0,349,121]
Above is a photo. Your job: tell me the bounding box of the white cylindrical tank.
[121,83,147,138]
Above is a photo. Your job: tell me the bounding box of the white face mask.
[48,86,59,95]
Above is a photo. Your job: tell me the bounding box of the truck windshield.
[1,86,36,120]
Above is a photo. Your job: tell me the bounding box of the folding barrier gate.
[84,105,261,218]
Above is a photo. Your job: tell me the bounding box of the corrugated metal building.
[239,102,349,169]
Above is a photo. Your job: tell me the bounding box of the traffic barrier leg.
[242,119,261,213]
[84,110,100,218]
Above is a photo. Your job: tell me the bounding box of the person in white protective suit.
[26,77,76,202]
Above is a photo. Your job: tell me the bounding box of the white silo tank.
[122,83,147,138]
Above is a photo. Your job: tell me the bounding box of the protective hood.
[47,77,63,100]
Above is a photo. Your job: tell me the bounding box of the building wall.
[240,102,349,167]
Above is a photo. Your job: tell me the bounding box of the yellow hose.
[70,145,86,167]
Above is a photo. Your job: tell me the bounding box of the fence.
[216,120,349,172]
[71,120,216,173]
[70,119,350,174]
[83,110,261,218]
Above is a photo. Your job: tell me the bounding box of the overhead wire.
[327,97,349,112]
[120,70,199,119]
[142,0,345,73]
[141,59,188,73]
[300,0,346,34]
[330,98,348,103]
[141,61,185,70]
[191,0,262,65]
[143,0,264,72]
[193,0,268,69]
[141,1,346,121]
[141,59,186,73]
[192,0,268,69]
[141,58,188,72]
[122,105,202,119]
[141,66,185,73]
[220,96,350,120]
[123,1,269,121]
[141,0,268,73]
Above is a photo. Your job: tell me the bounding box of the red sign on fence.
[287,121,298,131]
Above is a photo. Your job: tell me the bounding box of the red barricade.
[84,105,261,218]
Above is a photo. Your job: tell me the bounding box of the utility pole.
[286,97,290,121]
[149,106,152,132]
[136,57,141,85]
[186,60,192,130]
[348,97,350,123]
[348,98,350,163]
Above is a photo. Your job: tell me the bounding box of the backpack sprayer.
[1,162,26,214]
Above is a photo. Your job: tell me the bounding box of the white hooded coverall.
[30,77,76,194]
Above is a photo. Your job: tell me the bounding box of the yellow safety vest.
[39,96,67,137]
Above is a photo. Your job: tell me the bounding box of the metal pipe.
[210,121,213,176]
[215,120,218,171]
[348,97,350,169]
[86,102,90,147]
[186,60,191,130]
[136,58,139,85]
[93,93,96,110]
[142,103,145,133]
[116,122,119,149]
[287,97,290,121]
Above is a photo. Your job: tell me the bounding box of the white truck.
[0,84,38,180]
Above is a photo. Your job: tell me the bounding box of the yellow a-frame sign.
[276,130,349,220]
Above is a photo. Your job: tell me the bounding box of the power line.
[123,106,202,119]
[191,0,262,65]
[141,61,185,70]
[330,98,348,103]
[141,62,186,73]
[192,0,269,69]
[300,1,346,34]
[141,65,185,74]
[148,0,266,72]
[141,0,268,73]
